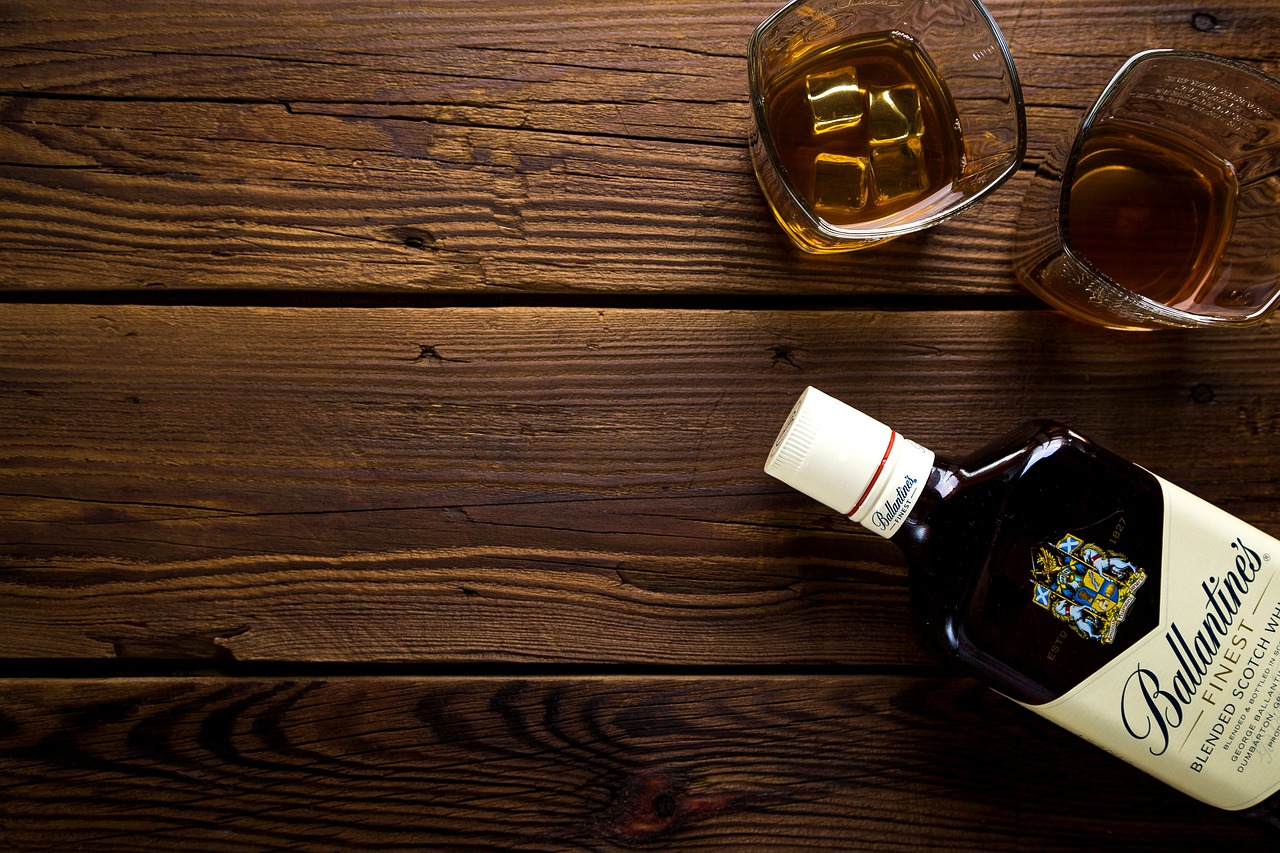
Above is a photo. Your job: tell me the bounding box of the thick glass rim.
[1057,49,1280,328]
[747,0,1027,242]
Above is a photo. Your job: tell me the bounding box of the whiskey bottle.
[764,386,1280,823]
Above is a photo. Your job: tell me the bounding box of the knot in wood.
[1191,12,1218,31]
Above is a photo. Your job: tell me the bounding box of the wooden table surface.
[3,0,1279,848]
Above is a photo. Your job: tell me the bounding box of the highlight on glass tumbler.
[1014,50,1280,330]
[747,0,1025,253]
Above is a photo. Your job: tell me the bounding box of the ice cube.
[806,66,864,134]
[871,139,926,203]
[812,153,870,214]
[867,85,923,144]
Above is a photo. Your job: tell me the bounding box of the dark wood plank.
[3,0,1275,139]
[0,96,832,294]
[3,304,1278,662]
[1,0,1275,294]
[0,676,1263,849]
[0,92,1019,296]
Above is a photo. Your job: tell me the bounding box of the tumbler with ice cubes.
[748,0,1026,252]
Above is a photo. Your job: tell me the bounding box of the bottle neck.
[850,432,935,538]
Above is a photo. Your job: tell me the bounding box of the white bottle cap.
[764,387,935,538]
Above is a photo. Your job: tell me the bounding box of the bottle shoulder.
[954,420,1090,476]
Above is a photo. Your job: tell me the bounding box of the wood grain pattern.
[0,676,1262,849]
[3,305,1279,663]
[4,1,1280,846]
[4,1,1275,136]
[2,0,1276,293]
[0,92,1021,295]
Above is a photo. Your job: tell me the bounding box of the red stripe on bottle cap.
[848,431,896,517]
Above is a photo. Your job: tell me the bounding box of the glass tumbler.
[1014,50,1280,330]
[747,0,1025,253]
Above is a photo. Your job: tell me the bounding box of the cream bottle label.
[1026,477,1280,810]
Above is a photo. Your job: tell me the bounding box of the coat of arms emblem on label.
[1031,533,1147,644]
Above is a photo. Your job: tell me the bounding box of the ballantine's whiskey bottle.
[765,386,1280,824]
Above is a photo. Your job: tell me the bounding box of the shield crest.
[1031,533,1146,644]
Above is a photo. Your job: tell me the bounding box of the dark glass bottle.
[765,386,1280,825]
